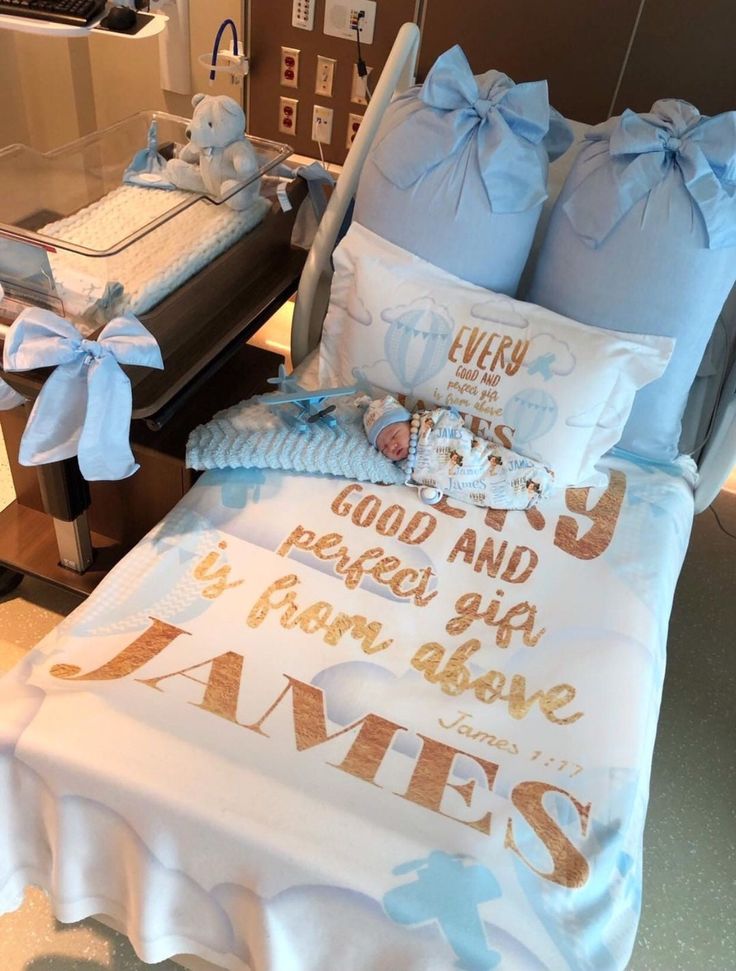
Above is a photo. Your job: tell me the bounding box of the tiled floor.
[0,422,734,970]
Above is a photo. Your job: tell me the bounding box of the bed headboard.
[290,22,736,512]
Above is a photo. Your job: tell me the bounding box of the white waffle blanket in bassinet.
[41,185,271,332]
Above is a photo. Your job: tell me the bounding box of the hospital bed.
[1,22,735,971]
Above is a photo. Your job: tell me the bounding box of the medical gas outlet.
[312,105,334,144]
[279,97,299,135]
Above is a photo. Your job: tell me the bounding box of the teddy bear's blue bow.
[2,308,163,481]
[370,45,552,213]
[563,99,736,249]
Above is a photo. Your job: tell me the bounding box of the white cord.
[316,137,326,169]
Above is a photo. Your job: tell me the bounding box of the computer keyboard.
[0,0,107,27]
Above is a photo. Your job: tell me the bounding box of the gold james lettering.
[49,617,590,887]
[438,710,520,756]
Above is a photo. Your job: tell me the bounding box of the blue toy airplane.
[257,365,359,432]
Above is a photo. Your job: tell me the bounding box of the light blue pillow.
[525,99,736,463]
[354,45,572,296]
[186,393,406,485]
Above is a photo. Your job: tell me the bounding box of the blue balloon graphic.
[382,299,452,391]
[504,388,557,446]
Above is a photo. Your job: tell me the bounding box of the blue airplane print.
[383,851,502,970]
[526,351,557,381]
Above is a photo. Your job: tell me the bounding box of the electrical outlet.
[279,97,298,135]
[280,47,300,88]
[346,112,363,149]
[350,63,371,105]
[312,105,334,144]
[315,55,336,97]
[323,0,376,44]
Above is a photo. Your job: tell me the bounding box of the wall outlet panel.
[291,0,315,30]
[312,104,334,144]
[280,47,300,88]
[323,0,376,44]
[346,112,363,149]
[350,62,371,105]
[316,55,337,97]
[248,0,418,166]
[279,97,299,135]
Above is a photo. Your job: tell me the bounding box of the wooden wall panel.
[417,0,642,123]
[247,0,417,163]
[613,0,736,116]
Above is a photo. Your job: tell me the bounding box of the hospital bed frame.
[290,21,736,516]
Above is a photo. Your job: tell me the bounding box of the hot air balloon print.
[504,388,558,448]
[381,297,453,392]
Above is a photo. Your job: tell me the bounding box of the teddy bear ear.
[191,93,207,108]
[220,98,243,117]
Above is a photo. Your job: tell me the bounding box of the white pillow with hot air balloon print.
[319,223,674,487]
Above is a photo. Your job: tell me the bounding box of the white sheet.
[0,457,694,970]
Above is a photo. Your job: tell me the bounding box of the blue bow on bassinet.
[2,307,163,481]
[0,377,24,410]
[0,283,26,409]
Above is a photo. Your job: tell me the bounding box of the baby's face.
[376,420,410,461]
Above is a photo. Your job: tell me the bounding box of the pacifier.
[419,486,443,505]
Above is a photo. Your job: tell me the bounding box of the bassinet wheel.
[0,567,23,598]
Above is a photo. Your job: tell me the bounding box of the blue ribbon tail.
[78,354,138,481]
[19,360,88,466]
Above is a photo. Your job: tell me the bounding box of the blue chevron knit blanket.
[186,392,406,485]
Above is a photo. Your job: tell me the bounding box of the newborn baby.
[363,395,554,510]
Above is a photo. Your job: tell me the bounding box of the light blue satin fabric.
[0,376,24,410]
[0,283,27,409]
[2,308,163,481]
[564,99,736,249]
[371,45,556,213]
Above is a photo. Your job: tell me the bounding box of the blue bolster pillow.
[354,44,573,296]
[525,99,736,463]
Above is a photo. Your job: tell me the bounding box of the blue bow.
[2,308,163,481]
[371,45,552,213]
[0,376,24,409]
[563,99,736,249]
[0,284,26,409]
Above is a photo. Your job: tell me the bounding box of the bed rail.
[290,21,420,367]
[694,356,736,512]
